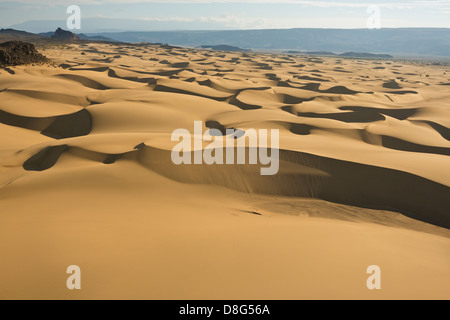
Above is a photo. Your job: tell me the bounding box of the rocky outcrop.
[0,41,48,67]
[51,28,80,41]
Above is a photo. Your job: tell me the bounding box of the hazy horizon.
[5,22,450,36]
[1,0,450,34]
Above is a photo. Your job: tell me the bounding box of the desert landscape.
[0,40,449,299]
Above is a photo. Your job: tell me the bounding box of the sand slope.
[0,43,449,299]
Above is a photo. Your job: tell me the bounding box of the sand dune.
[0,42,449,299]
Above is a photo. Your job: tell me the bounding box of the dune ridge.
[1,42,449,299]
[1,43,449,226]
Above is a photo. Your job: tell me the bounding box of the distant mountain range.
[0,29,39,42]
[198,45,251,53]
[0,28,116,44]
[8,18,234,34]
[39,30,114,42]
[85,28,450,57]
[286,51,393,59]
[2,26,450,57]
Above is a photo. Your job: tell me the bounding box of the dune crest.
[1,42,449,299]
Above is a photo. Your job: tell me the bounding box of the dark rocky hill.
[51,28,80,41]
[0,41,48,67]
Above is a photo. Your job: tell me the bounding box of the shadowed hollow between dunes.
[138,147,450,229]
[0,109,92,139]
[21,143,450,229]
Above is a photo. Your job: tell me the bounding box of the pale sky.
[1,0,450,32]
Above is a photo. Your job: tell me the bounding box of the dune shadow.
[0,109,92,139]
[23,145,68,171]
[136,146,450,229]
[297,111,386,123]
[382,136,450,156]
[229,95,262,110]
[340,106,418,120]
